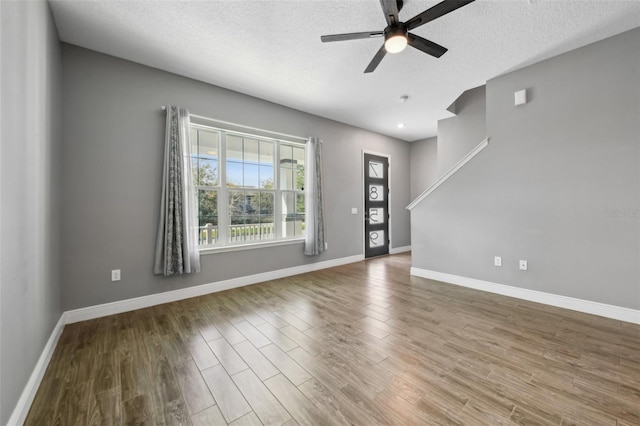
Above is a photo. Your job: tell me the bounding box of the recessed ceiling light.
[397,123,405,129]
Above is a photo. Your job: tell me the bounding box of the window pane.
[227,160,242,187]
[280,167,294,190]
[279,144,304,190]
[192,128,220,187]
[244,190,259,233]
[297,193,306,236]
[244,138,259,163]
[244,163,259,188]
[198,190,218,245]
[192,157,200,185]
[229,190,248,219]
[260,141,274,165]
[200,130,219,158]
[227,134,243,188]
[229,190,273,243]
[282,214,304,238]
[295,164,305,191]
[281,192,295,216]
[280,144,293,165]
[190,128,198,155]
[259,165,274,189]
[227,135,243,160]
[282,192,303,238]
[229,190,244,242]
[199,189,218,219]
[258,191,274,215]
[258,192,274,241]
[293,146,305,168]
[259,141,275,189]
[198,158,218,186]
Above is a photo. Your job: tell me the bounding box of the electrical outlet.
[519,260,528,271]
[111,269,121,281]
[351,207,358,215]
[494,256,502,267]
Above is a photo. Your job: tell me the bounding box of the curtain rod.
[161,105,309,143]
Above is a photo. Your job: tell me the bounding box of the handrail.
[406,137,489,210]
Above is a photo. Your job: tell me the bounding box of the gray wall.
[411,28,640,309]
[0,1,62,423]
[409,137,437,201]
[61,45,411,311]
[436,85,487,176]
[408,87,486,207]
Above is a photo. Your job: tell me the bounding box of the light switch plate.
[351,208,357,215]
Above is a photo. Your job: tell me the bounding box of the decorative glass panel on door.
[368,184,384,201]
[369,161,384,179]
[369,230,385,248]
[369,207,384,224]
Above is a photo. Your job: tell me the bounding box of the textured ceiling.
[49,0,640,141]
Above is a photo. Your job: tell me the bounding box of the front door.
[364,153,389,258]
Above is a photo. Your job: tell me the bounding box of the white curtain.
[304,137,326,256]
[154,105,201,275]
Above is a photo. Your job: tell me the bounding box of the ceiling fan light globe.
[385,35,407,53]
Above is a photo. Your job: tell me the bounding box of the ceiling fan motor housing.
[384,22,408,40]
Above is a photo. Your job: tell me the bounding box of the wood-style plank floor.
[26,253,640,425]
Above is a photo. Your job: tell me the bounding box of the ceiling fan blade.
[321,31,383,42]
[379,0,400,25]
[364,44,387,73]
[406,0,475,31]
[408,33,448,58]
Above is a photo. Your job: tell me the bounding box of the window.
[190,124,305,249]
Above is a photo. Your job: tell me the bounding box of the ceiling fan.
[320,0,476,73]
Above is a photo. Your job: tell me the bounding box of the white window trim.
[190,122,306,252]
[200,237,305,255]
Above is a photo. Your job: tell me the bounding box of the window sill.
[199,238,305,255]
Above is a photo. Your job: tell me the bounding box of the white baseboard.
[411,267,640,324]
[65,254,365,324]
[8,315,66,426]
[389,245,411,254]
